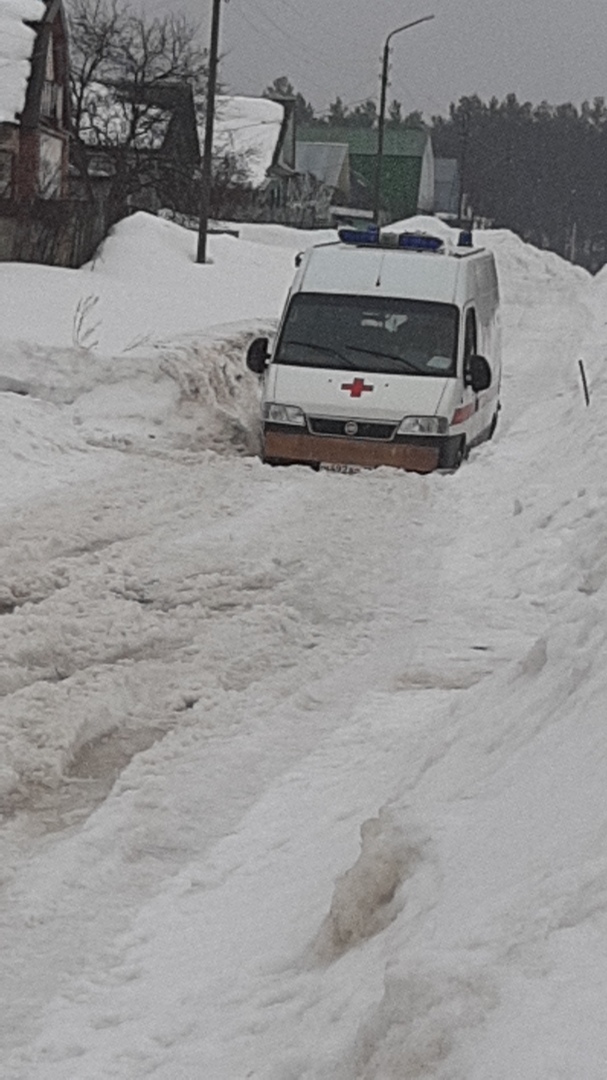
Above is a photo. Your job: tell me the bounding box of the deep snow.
[1,212,607,1078]
[0,0,45,123]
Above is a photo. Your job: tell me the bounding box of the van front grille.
[308,417,397,440]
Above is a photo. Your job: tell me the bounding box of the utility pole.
[197,0,223,263]
[458,106,470,226]
[373,14,435,225]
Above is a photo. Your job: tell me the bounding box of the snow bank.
[0,213,305,353]
[0,213,324,797]
[3,211,607,1078]
[0,0,45,123]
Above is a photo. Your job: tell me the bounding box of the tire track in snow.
[0,451,467,1062]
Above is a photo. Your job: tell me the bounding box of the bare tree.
[68,0,282,230]
[209,148,257,219]
[67,0,208,216]
[68,0,125,135]
[68,0,209,113]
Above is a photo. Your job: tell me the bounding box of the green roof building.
[297,126,434,223]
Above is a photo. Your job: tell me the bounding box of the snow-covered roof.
[0,0,45,123]
[211,95,285,187]
[295,141,349,190]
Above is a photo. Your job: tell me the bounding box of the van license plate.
[321,463,362,475]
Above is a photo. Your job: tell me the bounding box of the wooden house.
[75,80,201,217]
[0,0,71,261]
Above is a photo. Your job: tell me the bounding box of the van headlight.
[264,403,306,426]
[397,415,448,435]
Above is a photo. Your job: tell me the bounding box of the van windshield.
[275,293,459,376]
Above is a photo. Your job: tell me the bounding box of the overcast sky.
[146,0,606,119]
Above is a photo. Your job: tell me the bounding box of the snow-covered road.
[1,215,607,1077]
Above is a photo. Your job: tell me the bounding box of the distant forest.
[266,77,607,271]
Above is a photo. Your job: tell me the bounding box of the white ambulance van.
[246,224,501,473]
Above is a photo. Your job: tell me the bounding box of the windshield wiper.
[279,340,358,369]
[344,343,426,375]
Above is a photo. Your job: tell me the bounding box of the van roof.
[298,241,493,306]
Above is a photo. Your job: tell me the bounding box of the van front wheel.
[440,436,467,471]
[453,437,467,469]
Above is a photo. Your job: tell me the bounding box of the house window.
[39,133,63,197]
[45,38,55,81]
[269,183,282,209]
[41,31,65,122]
[0,150,13,199]
[41,81,63,121]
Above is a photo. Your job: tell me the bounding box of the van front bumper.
[263,426,441,473]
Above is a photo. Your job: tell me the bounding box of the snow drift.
[1,213,607,1078]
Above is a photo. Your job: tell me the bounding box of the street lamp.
[373,14,435,225]
[197,0,223,264]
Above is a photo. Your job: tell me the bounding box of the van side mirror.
[467,354,492,393]
[246,337,270,374]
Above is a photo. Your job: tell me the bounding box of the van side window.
[464,309,478,359]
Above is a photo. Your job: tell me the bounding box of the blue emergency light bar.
[338,226,447,253]
[397,233,443,251]
[338,226,380,245]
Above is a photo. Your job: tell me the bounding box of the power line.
[236,0,343,71]
[228,4,383,110]
[226,0,442,118]
[386,65,446,118]
[271,0,341,43]
[229,4,343,101]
